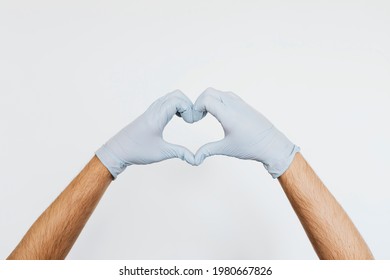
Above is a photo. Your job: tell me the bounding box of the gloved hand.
[96,90,200,179]
[193,88,300,178]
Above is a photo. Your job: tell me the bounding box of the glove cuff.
[262,129,300,179]
[95,144,128,179]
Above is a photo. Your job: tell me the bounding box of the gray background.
[0,0,389,259]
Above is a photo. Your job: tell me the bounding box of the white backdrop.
[1,0,389,259]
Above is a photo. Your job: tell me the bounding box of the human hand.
[193,88,300,178]
[96,90,201,179]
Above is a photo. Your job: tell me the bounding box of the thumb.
[194,139,227,166]
[164,142,196,166]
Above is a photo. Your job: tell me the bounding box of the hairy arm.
[192,88,374,259]
[7,156,112,260]
[7,91,196,260]
[278,153,374,259]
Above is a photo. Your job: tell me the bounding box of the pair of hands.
[96,88,299,179]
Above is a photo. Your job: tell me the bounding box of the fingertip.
[168,143,196,165]
[180,109,195,124]
[194,152,206,166]
[183,149,196,166]
[192,108,207,122]
[162,96,192,124]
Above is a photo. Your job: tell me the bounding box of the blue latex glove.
[96,90,198,179]
[193,88,300,178]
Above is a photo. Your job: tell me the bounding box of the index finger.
[193,87,227,123]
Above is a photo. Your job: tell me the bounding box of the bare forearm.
[7,156,112,260]
[278,153,373,260]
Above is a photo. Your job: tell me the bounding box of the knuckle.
[199,95,216,108]
[167,89,183,99]
[204,87,218,95]
[226,91,235,96]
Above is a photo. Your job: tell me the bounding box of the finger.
[193,87,226,123]
[191,108,207,123]
[194,139,227,166]
[165,90,197,124]
[160,91,193,127]
[164,142,196,166]
[178,107,196,124]
[163,89,197,124]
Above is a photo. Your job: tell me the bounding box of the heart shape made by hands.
[97,87,298,178]
[163,111,225,156]
[159,88,232,166]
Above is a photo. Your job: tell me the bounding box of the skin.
[7,152,373,260]
[7,156,112,260]
[6,91,372,260]
[278,152,374,259]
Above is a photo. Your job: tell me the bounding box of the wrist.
[95,144,129,179]
[260,129,300,178]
